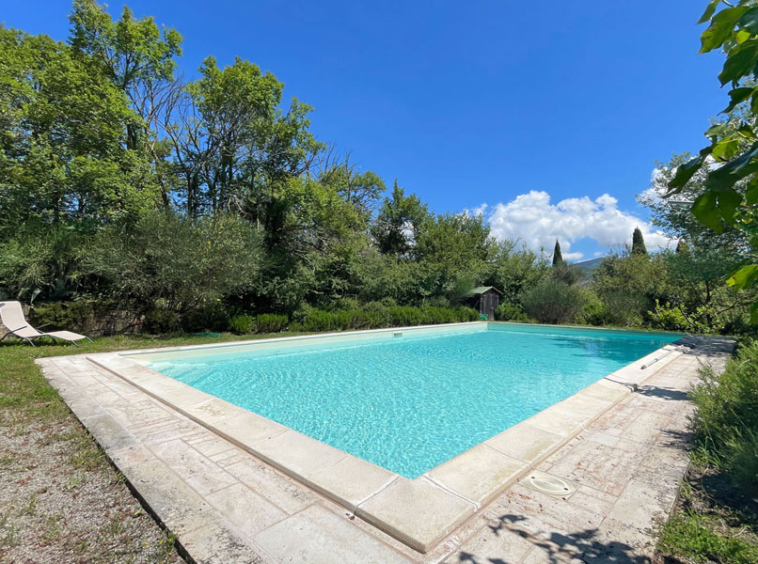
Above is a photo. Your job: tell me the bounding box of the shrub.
[183,301,231,333]
[331,297,361,311]
[0,223,87,302]
[456,306,480,322]
[648,300,712,333]
[29,299,141,336]
[229,315,255,335]
[521,279,586,324]
[255,314,288,333]
[690,341,758,495]
[82,211,263,310]
[388,306,424,327]
[301,310,336,332]
[580,294,607,326]
[495,302,530,322]
[31,301,99,331]
[361,301,391,326]
[143,308,179,334]
[297,305,477,332]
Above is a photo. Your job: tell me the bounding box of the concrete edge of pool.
[81,322,683,553]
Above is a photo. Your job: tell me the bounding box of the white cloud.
[478,190,673,260]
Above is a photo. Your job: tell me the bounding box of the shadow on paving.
[676,336,735,359]
[635,385,690,403]
[456,514,651,564]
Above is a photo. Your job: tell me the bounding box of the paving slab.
[253,504,411,564]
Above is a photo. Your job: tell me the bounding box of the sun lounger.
[0,301,92,346]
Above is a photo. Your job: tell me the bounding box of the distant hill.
[572,257,604,278]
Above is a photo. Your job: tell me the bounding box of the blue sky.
[3,1,727,260]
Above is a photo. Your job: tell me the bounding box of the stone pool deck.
[37,335,733,563]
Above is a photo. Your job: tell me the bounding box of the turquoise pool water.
[142,324,680,478]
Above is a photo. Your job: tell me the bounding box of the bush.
[229,315,255,334]
[143,308,179,334]
[31,301,100,331]
[456,306,480,322]
[580,293,607,326]
[298,305,478,332]
[301,310,337,332]
[83,211,263,310]
[648,300,712,333]
[361,301,392,325]
[255,314,288,333]
[0,223,87,302]
[183,301,231,333]
[521,279,586,324]
[495,302,530,322]
[690,340,758,495]
[388,306,424,327]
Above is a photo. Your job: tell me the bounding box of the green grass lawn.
[658,464,758,564]
[0,332,298,423]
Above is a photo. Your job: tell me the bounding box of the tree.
[318,153,385,219]
[593,252,672,326]
[631,227,648,256]
[666,1,758,318]
[552,239,564,266]
[642,152,750,254]
[0,27,155,231]
[69,0,182,147]
[69,0,183,205]
[82,211,263,310]
[484,240,548,307]
[372,181,430,256]
[522,279,586,324]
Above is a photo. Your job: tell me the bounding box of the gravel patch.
[0,412,185,564]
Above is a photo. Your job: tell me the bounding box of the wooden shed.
[465,286,503,320]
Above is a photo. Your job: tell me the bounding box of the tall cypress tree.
[552,239,564,266]
[631,227,648,256]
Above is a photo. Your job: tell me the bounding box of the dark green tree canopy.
[371,181,430,256]
[552,239,564,266]
[631,227,648,256]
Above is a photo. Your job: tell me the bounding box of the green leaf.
[741,7,758,34]
[712,138,740,160]
[723,86,755,113]
[727,264,758,290]
[702,6,749,53]
[698,0,721,25]
[705,141,758,191]
[667,148,711,193]
[692,192,723,232]
[737,29,752,44]
[717,189,742,224]
[746,178,758,204]
[719,39,758,85]
[705,122,728,140]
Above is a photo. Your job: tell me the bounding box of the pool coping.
[84,322,684,553]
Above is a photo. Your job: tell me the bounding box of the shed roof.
[465,286,503,296]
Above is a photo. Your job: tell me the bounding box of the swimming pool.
[136,323,680,479]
